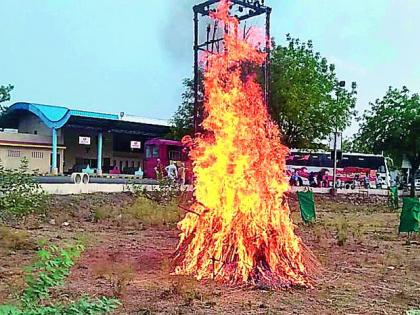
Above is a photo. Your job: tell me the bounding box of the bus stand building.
[0,102,170,175]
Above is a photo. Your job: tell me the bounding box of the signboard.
[79,136,91,145]
[329,132,342,150]
[130,141,141,149]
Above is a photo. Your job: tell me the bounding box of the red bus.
[143,138,191,182]
[286,150,391,189]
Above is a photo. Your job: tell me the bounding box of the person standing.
[154,158,164,180]
[178,162,186,185]
[165,161,178,181]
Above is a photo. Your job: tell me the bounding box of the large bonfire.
[174,0,315,289]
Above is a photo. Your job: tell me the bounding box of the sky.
[1,0,419,136]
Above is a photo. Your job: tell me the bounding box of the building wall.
[17,113,64,142]
[0,145,64,174]
[0,131,65,174]
[63,128,105,172]
[112,151,144,171]
[63,128,143,173]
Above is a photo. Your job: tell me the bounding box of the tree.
[172,35,356,147]
[170,78,195,139]
[354,86,420,196]
[0,84,14,112]
[170,72,204,140]
[270,35,357,148]
[0,84,14,126]
[341,137,355,152]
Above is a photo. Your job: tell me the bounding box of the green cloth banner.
[297,191,316,223]
[399,197,420,233]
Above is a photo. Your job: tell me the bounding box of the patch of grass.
[161,275,205,305]
[333,216,349,246]
[0,226,35,252]
[92,207,113,223]
[123,197,182,228]
[389,290,412,306]
[92,260,135,298]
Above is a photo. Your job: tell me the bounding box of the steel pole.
[264,7,271,107]
[333,132,337,190]
[193,10,199,134]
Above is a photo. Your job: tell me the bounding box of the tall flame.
[174,0,314,288]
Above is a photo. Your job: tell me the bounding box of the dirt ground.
[0,192,419,315]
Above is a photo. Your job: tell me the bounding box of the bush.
[132,177,182,205]
[0,243,120,314]
[123,197,182,227]
[0,158,49,222]
[335,217,349,246]
[0,226,35,252]
[92,260,135,297]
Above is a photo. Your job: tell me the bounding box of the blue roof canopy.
[7,102,119,129]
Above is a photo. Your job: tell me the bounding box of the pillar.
[51,128,58,175]
[97,131,103,175]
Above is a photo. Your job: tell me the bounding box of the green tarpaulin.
[399,197,420,233]
[297,191,316,223]
[388,186,399,209]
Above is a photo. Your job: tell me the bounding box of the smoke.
[161,1,265,69]
[161,0,200,66]
[161,0,222,67]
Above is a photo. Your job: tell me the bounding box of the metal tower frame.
[192,0,272,132]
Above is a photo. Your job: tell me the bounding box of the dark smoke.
[162,0,222,66]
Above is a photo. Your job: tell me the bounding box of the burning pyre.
[174,0,315,289]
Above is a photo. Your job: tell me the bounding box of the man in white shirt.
[165,161,178,181]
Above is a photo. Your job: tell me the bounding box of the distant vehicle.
[143,138,192,182]
[286,150,390,189]
[407,171,420,191]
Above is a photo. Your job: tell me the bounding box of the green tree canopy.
[170,71,204,140]
[171,35,356,147]
[0,84,14,125]
[354,86,420,196]
[270,35,357,148]
[170,78,195,139]
[0,84,13,110]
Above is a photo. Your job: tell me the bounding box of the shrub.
[123,197,182,227]
[0,226,35,252]
[132,177,182,205]
[336,217,349,246]
[92,260,135,297]
[0,243,120,314]
[0,158,49,222]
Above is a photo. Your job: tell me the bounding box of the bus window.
[169,150,181,160]
[145,146,152,158]
[146,145,159,158]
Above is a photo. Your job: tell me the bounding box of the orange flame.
[174,0,314,288]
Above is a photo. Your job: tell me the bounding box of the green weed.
[0,243,120,314]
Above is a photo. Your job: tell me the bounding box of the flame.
[174,0,314,288]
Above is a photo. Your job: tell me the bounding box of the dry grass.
[92,259,135,298]
[85,196,182,229]
[122,197,183,228]
[0,225,35,253]
[1,193,419,315]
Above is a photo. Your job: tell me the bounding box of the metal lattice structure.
[193,0,272,132]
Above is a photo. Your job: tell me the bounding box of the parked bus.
[143,138,192,182]
[286,150,391,189]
